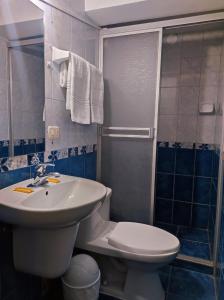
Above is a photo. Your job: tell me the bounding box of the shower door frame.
[97,27,163,224]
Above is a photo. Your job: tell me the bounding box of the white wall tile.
[181,32,203,58]
[178,87,199,115]
[158,115,177,141]
[199,86,218,105]
[176,115,197,142]
[160,73,180,87]
[197,115,216,144]
[159,87,179,115]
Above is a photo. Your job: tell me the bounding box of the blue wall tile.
[176,148,195,175]
[84,152,97,180]
[156,173,174,199]
[155,198,172,223]
[54,158,69,175]
[157,147,175,173]
[0,167,31,189]
[192,204,209,229]
[173,201,191,226]
[174,175,193,202]
[194,177,211,204]
[195,150,213,177]
[68,156,85,177]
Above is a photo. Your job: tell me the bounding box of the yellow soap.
[47,178,61,184]
[14,187,34,194]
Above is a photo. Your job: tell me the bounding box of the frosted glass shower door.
[100,30,162,224]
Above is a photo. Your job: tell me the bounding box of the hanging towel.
[52,47,69,88]
[66,53,91,124]
[59,61,68,88]
[90,64,104,124]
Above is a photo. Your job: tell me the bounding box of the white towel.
[66,53,91,124]
[59,61,68,88]
[90,64,104,124]
[52,46,69,64]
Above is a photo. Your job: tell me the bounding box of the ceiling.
[85,0,224,26]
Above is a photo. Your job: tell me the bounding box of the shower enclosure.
[98,16,224,290]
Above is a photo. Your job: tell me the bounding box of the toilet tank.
[76,187,112,245]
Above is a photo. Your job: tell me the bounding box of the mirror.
[0,0,44,157]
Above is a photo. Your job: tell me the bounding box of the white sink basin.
[0,175,107,227]
[0,175,107,278]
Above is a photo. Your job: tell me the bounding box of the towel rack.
[101,127,154,139]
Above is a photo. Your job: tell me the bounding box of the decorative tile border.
[157,141,216,150]
[0,144,97,172]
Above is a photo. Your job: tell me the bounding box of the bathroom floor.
[99,265,216,300]
[157,223,211,260]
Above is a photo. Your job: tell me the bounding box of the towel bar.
[101,127,154,139]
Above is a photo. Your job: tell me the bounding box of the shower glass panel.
[101,31,161,224]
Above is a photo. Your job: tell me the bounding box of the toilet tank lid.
[108,222,180,256]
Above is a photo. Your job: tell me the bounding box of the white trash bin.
[62,254,101,300]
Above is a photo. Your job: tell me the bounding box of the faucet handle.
[35,163,55,178]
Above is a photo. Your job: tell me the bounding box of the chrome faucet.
[29,163,55,187]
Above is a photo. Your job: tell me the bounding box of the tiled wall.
[0,37,9,142]
[37,0,100,152]
[156,142,215,230]
[0,1,99,299]
[158,30,224,144]
[156,29,224,262]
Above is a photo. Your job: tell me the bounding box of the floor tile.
[169,267,215,299]
[180,239,210,260]
[177,227,209,243]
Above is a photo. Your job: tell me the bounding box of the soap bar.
[47,178,60,184]
[14,187,34,194]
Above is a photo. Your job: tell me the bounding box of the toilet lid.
[108,222,179,255]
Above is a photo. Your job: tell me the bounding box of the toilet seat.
[108,222,179,256]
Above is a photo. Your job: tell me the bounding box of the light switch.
[48,126,60,140]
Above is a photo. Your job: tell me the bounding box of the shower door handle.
[101,127,154,139]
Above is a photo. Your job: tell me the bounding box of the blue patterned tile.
[173,202,191,226]
[195,150,213,177]
[27,153,44,166]
[156,173,174,199]
[194,177,211,204]
[192,204,209,229]
[176,148,195,175]
[180,239,210,259]
[155,198,173,223]
[169,267,215,299]
[0,140,9,158]
[157,147,175,173]
[68,147,79,157]
[174,175,193,202]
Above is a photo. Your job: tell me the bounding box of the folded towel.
[66,53,91,124]
[59,61,68,88]
[90,64,104,124]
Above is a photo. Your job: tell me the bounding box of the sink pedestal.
[13,224,79,278]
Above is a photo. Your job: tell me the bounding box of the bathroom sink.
[0,175,107,228]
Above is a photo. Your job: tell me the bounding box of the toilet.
[76,188,180,300]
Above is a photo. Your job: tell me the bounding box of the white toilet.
[76,188,180,300]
